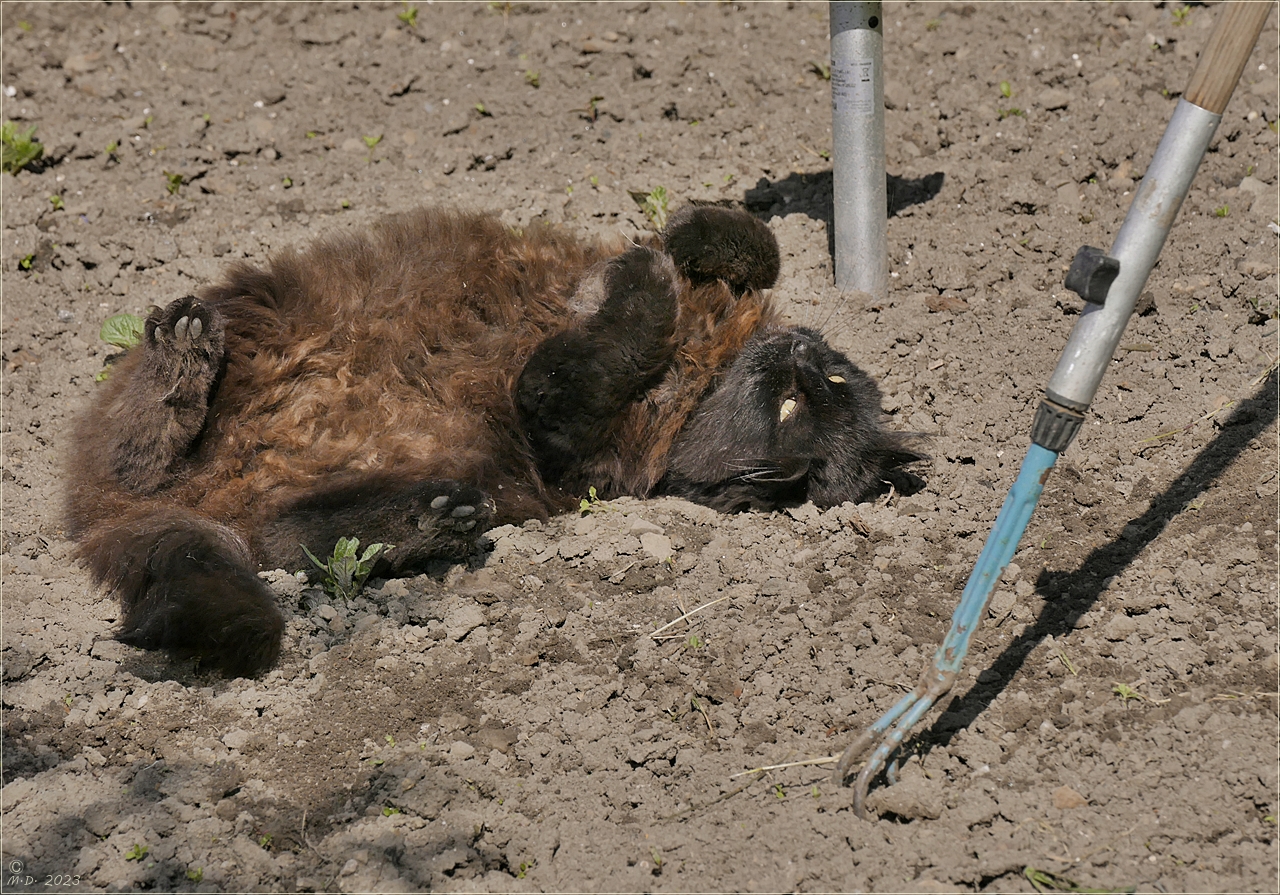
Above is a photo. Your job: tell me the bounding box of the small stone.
[629,518,664,535]
[1103,613,1137,641]
[1038,87,1072,110]
[444,603,485,641]
[987,589,1016,620]
[639,532,672,560]
[1052,785,1089,809]
[864,774,943,819]
[222,729,253,751]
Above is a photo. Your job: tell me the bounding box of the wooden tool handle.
[1184,1,1274,115]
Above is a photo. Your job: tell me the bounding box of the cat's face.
[663,327,922,512]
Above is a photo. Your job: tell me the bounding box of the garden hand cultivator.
[832,1,1274,818]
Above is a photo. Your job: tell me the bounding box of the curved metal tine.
[846,667,958,818]
[833,689,920,782]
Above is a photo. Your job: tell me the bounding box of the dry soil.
[2,2,1278,893]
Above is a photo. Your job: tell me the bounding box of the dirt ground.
[2,2,1277,892]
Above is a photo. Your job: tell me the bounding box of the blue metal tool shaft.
[836,446,1058,813]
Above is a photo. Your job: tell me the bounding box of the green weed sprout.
[999,80,1013,98]
[302,536,392,601]
[124,844,148,862]
[95,313,145,381]
[397,2,418,28]
[186,868,204,883]
[524,70,540,88]
[808,61,831,81]
[630,185,670,230]
[164,171,184,195]
[579,486,610,514]
[1112,682,1142,704]
[1172,5,1191,26]
[2,121,43,174]
[49,194,64,210]
[1213,204,1229,218]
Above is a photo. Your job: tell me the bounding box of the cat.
[66,205,924,677]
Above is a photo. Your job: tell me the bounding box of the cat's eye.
[828,375,846,383]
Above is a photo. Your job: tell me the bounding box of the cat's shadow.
[742,169,945,259]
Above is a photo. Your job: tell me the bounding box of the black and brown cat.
[66,206,923,676]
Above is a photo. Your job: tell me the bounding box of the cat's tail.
[75,506,285,677]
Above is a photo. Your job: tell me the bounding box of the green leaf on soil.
[100,313,145,350]
[2,121,43,174]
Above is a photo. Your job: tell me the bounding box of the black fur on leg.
[518,246,679,483]
[261,475,495,574]
[84,509,284,677]
[663,205,781,294]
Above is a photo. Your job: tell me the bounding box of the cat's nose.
[791,337,810,358]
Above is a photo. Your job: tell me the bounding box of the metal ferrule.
[1045,99,1222,411]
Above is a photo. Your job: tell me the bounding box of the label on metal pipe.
[832,59,876,117]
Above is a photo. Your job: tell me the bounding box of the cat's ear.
[663,205,780,294]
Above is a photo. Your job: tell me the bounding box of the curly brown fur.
[67,207,922,676]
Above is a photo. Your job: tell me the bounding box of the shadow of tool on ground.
[925,367,1278,744]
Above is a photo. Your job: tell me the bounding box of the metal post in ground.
[829,2,887,299]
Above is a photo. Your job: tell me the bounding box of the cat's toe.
[147,297,224,353]
[414,483,494,535]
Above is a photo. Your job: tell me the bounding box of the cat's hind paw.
[416,482,495,538]
[144,296,226,387]
[663,205,780,293]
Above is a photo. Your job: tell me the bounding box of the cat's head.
[663,326,926,512]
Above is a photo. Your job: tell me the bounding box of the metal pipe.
[829,2,887,298]
[1046,99,1221,410]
